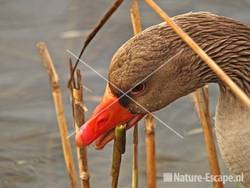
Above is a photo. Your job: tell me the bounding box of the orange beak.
[76,95,144,149]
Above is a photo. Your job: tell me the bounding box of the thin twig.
[69,61,90,188]
[145,114,156,188]
[111,124,126,188]
[68,0,124,87]
[193,87,223,188]
[36,42,78,188]
[144,0,250,110]
[130,0,142,187]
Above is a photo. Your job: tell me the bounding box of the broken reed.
[69,61,90,188]
[193,87,223,188]
[36,42,78,188]
[145,114,157,188]
[132,126,139,188]
[130,0,142,188]
[111,124,126,188]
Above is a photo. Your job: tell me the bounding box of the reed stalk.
[132,126,139,188]
[144,0,250,110]
[145,114,156,188]
[36,42,78,188]
[111,124,126,188]
[130,0,142,187]
[193,87,223,188]
[69,61,90,188]
[130,0,142,34]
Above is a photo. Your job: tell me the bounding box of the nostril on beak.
[96,116,109,126]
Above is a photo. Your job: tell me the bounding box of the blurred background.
[1,0,250,187]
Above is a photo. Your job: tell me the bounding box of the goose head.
[76,12,249,149]
[76,24,203,149]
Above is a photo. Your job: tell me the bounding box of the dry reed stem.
[111,124,126,188]
[145,114,156,188]
[36,42,78,188]
[132,126,139,188]
[193,88,223,188]
[144,0,250,110]
[68,0,124,87]
[69,61,90,188]
[130,0,142,34]
[130,0,142,187]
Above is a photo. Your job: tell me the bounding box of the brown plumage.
[108,12,250,187]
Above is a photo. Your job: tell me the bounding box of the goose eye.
[131,83,145,95]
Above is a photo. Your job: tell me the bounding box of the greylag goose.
[76,12,250,187]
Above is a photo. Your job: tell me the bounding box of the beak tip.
[94,143,105,150]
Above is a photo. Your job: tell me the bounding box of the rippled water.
[1,0,249,187]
